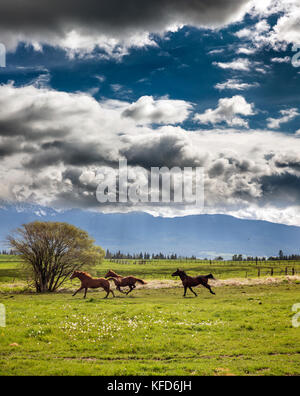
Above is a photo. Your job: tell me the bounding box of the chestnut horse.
[172,269,216,297]
[104,269,146,295]
[70,270,115,299]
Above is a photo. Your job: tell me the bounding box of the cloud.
[121,96,192,125]
[214,79,259,91]
[213,57,267,74]
[234,1,300,51]
[0,0,299,59]
[94,75,106,83]
[194,95,255,127]
[267,108,299,129]
[234,19,270,43]
[208,49,225,55]
[213,58,252,71]
[0,0,253,57]
[236,47,257,55]
[268,1,300,49]
[271,56,291,63]
[1,83,300,225]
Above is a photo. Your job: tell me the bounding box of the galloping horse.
[104,269,147,295]
[70,270,115,299]
[172,269,216,297]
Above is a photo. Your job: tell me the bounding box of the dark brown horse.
[70,270,115,299]
[104,269,147,295]
[172,269,216,297]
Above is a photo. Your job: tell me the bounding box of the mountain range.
[0,204,299,258]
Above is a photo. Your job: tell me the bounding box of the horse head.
[70,270,91,280]
[104,269,117,278]
[70,270,79,280]
[172,268,184,277]
[207,273,215,279]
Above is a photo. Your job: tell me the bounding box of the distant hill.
[0,204,299,258]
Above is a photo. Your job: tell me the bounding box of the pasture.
[0,255,300,375]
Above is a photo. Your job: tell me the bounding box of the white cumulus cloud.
[267,108,299,129]
[194,95,255,128]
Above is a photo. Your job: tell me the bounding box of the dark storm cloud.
[0,113,73,140]
[62,167,98,193]
[260,173,300,204]
[275,160,300,172]
[0,137,37,158]
[0,0,251,37]
[24,140,117,169]
[0,141,17,157]
[121,134,202,169]
[1,82,300,224]
[208,160,225,177]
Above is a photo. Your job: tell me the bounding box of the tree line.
[105,250,196,260]
[106,250,300,261]
[1,249,14,255]
[232,250,300,261]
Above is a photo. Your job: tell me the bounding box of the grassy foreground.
[1,282,300,375]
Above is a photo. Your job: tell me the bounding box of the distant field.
[1,255,300,376]
[1,255,300,284]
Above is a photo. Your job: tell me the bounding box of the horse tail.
[136,278,147,285]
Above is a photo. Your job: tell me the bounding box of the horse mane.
[79,271,92,277]
[108,269,119,277]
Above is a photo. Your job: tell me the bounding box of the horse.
[104,269,147,295]
[70,270,115,299]
[172,268,216,297]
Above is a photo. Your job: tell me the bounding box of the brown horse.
[104,269,147,295]
[70,270,115,299]
[172,269,216,297]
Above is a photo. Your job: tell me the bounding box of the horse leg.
[117,286,126,294]
[110,289,115,298]
[126,286,134,295]
[208,285,215,295]
[104,287,109,298]
[183,286,187,297]
[189,287,197,297]
[72,286,83,297]
[203,283,215,295]
[84,288,88,298]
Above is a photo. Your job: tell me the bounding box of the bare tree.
[8,221,105,292]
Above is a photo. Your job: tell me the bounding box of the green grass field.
[1,255,299,284]
[1,256,300,375]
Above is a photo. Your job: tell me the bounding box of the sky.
[0,0,300,225]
